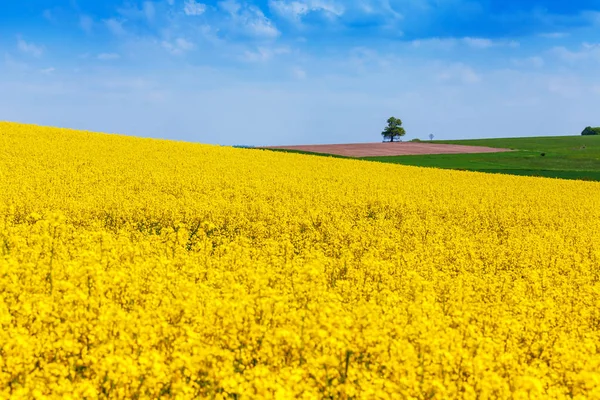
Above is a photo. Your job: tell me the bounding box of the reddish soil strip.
[264,142,513,158]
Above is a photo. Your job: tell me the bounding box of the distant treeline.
[581,127,600,136]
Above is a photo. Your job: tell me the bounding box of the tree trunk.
[390,136,394,142]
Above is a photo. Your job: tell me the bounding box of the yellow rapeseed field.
[1,121,600,399]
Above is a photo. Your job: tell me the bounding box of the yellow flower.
[1,121,600,398]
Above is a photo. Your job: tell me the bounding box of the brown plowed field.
[264,142,512,158]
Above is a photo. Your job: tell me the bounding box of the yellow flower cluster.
[1,121,600,399]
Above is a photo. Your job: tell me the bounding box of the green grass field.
[361,136,600,181]
[261,136,600,181]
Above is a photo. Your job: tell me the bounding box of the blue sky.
[1,0,600,145]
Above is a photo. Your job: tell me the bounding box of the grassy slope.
[360,135,600,181]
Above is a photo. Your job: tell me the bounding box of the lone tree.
[381,117,406,142]
[429,133,434,141]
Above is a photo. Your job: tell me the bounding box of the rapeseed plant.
[1,122,600,399]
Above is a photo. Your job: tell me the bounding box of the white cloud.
[43,9,55,22]
[582,11,600,26]
[98,53,121,61]
[143,1,156,22]
[167,0,175,4]
[269,0,344,22]
[411,37,457,50]
[269,1,308,22]
[462,37,493,49]
[436,63,481,84]
[354,0,402,19]
[105,18,127,36]
[184,0,207,15]
[539,32,568,39]
[162,38,195,55]
[547,76,583,98]
[347,47,395,73]
[219,0,241,14]
[3,54,29,71]
[198,24,224,45]
[115,3,156,23]
[17,38,43,57]
[291,66,307,79]
[219,1,280,38]
[583,42,600,50]
[80,15,94,34]
[411,37,518,50]
[511,56,544,68]
[242,46,290,62]
[246,16,279,38]
[549,46,581,62]
[463,38,518,49]
[549,43,600,63]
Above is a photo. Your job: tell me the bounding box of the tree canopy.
[581,126,600,136]
[381,117,406,142]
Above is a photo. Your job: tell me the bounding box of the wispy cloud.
[242,46,290,62]
[511,56,545,68]
[98,53,120,61]
[162,38,195,55]
[143,2,156,22]
[291,66,307,79]
[43,9,55,23]
[219,1,280,38]
[269,0,345,23]
[546,75,584,98]
[412,37,518,50]
[436,63,481,84]
[549,43,600,63]
[3,53,29,71]
[80,15,94,34]
[346,47,395,73]
[17,37,43,57]
[462,37,494,49]
[115,2,156,24]
[411,37,458,50]
[582,11,600,26]
[104,18,127,36]
[184,0,207,16]
[538,32,568,39]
